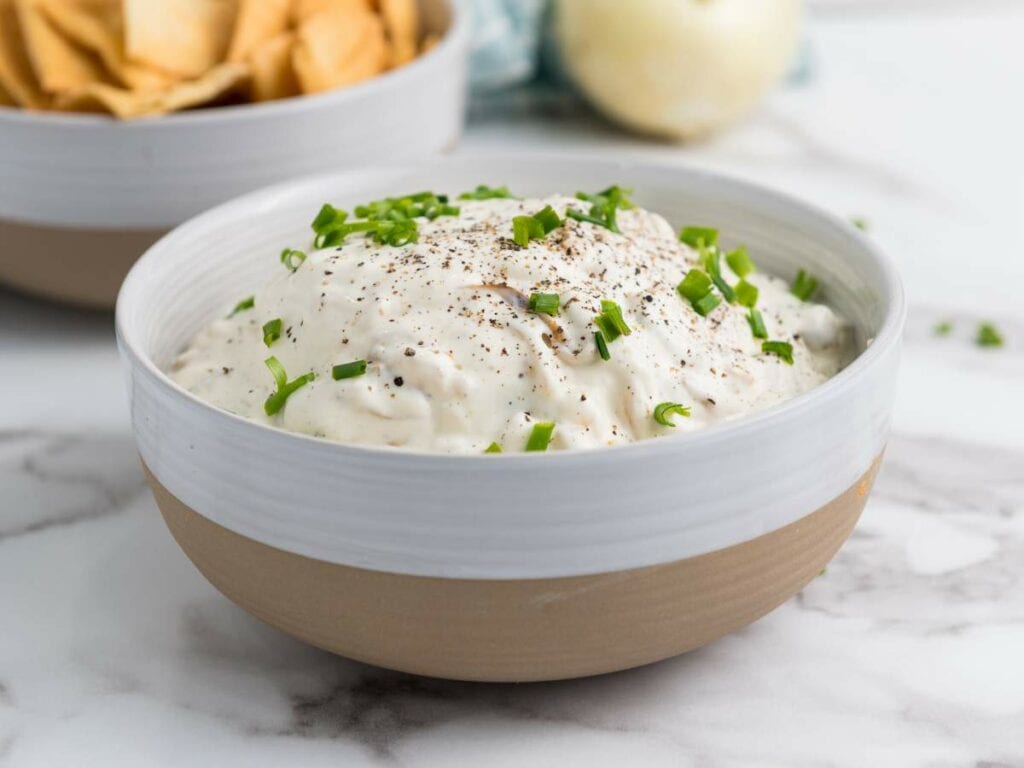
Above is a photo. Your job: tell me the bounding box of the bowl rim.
[0,0,467,131]
[116,151,906,466]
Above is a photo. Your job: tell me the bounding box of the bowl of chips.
[0,0,468,309]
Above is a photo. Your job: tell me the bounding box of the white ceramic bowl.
[117,154,905,682]
[0,0,467,309]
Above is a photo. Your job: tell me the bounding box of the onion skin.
[555,0,801,140]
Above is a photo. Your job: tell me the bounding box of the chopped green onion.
[700,245,735,303]
[332,359,367,380]
[735,280,759,308]
[484,442,503,453]
[692,292,721,317]
[459,184,514,200]
[280,248,307,272]
[599,299,631,336]
[747,308,768,339]
[851,216,869,231]
[525,421,555,452]
[791,269,819,302]
[228,295,254,317]
[373,218,419,246]
[976,323,1004,348]
[593,314,621,343]
[934,321,954,337]
[677,269,713,303]
[725,246,756,278]
[312,203,349,247]
[262,318,282,346]
[565,208,608,228]
[679,226,719,249]
[533,204,563,234]
[566,185,634,233]
[528,292,560,316]
[355,191,459,222]
[513,215,543,246]
[653,402,692,427]
[513,206,563,246]
[762,340,794,364]
[579,185,635,209]
[263,356,316,416]
[677,268,722,316]
[593,299,631,347]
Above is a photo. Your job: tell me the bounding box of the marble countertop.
[2,7,1023,767]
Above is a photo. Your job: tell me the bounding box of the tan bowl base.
[0,219,165,310]
[146,457,880,682]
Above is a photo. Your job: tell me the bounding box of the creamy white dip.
[171,195,854,453]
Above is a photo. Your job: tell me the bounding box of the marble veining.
[3,6,1024,767]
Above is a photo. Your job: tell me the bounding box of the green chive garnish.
[725,246,755,278]
[762,340,794,364]
[355,191,458,222]
[593,299,631,349]
[525,421,555,452]
[677,268,722,316]
[280,248,307,272]
[228,295,254,317]
[745,309,770,339]
[599,299,631,336]
[513,206,563,246]
[679,226,718,249]
[747,308,768,339]
[533,205,563,234]
[653,402,692,427]
[934,321,953,337]
[513,215,543,246]
[566,185,634,233]
[700,245,735,303]
[976,323,1004,348]
[528,292,560,316]
[332,359,367,380]
[692,292,721,317]
[459,184,514,200]
[263,356,315,416]
[262,318,282,346]
[312,203,349,247]
[594,314,621,343]
[791,269,819,302]
[735,280,759,308]
[484,442,503,453]
[851,216,869,231]
[677,269,713,303]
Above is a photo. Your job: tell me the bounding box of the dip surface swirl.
[171,194,854,453]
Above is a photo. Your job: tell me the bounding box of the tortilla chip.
[123,0,238,78]
[57,60,247,118]
[15,0,105,91]
[247,30,298,102]
[0,79,16,105]
[292,6,387,94]
[0,0,49,107]
[38,0,180,91]
[380,0,416,68]
[420,32,439,54]
[226,0,291,63]
[291,0,370,24]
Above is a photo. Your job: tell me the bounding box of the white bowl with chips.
[117,153,905,682]
[0,0,467,309]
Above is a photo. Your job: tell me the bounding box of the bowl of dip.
[0,0,467,310]
[116,153,905,682]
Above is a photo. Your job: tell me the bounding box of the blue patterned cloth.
[463,0,550,91]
